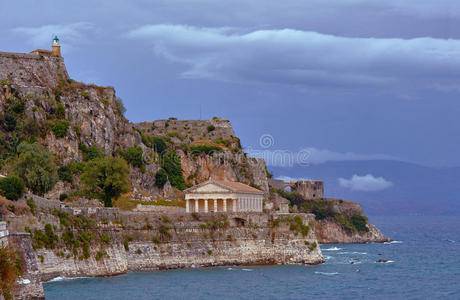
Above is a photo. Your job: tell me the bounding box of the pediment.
[187,182,232,193]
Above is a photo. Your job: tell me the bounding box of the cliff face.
[314,220,388,243]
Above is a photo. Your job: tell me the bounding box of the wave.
[322,247,342,251]
[47,276,88,283]
[315,271,339,276]
[323,255,332,260]
[337,252,367,255]
[384,241,403,244]
[241,269,253,271]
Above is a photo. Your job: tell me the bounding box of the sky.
[1,0,459,168]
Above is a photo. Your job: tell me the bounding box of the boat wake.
[315,271,339,276]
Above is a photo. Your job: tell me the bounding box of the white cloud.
[338,174,393,192]
[247,147,394,166]
[13,22,94,49]
[127,24,460,90]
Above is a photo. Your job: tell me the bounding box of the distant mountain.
[269,160,460,215]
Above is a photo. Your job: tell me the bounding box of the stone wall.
[0,51,68,87]
[133,204,185,213]
[0,221,8,247]
[32,212,322,281]
[137,119,236,143]
[292,180,324,199]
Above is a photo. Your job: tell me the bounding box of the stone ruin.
[269,178,324,200]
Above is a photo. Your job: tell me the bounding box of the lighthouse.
[52,36,61,57]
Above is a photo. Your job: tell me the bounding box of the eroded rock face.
[8,206,323,284]
[314,219,390,243]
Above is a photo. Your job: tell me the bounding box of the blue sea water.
[44,216,460,299]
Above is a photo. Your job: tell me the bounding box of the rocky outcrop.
[314,219,389,243]
[8,235,45,299]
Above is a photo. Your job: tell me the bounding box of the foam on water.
[315,271,339,276]
[48,276,87,283]
[337,252,367,255]
[322,247,342,251]
[384,241,403,244]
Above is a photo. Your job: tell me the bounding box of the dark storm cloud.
[127,24,460,90]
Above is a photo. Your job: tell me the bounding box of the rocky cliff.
[6,195,323,298]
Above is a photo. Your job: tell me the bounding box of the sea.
[44,216,460,299]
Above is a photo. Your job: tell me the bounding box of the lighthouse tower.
[52,36,61,57]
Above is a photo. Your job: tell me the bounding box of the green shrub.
[100,234,110,244]
[215,138,231,147]
[58,166,73,183]
[121,147,144,168]
[52,120,68,138]
[59,193,68,201]
[9,101,25,115]
[115,97,126,116]
[161,151,186,190]
[155,169,168,188]
[79,143,102,161]
[190,145,222,156]
[15,142,58,196]
[3,114,17,132]
[68,161,86,174]
[207,125,215,132]
[351,215,369,232]
[55,102,66,119]
[95,251,104,261]
[26,198,36,215]
[123,240,129,251]
[0,175,25,200]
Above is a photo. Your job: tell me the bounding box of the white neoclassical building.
[184,180,264,213]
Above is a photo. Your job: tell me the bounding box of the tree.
[0,175,25,200]
[58,166,73,183]
[81,156,129,207]
[121,147,144,168]
[155,169,168,188]
[14,142,58,196]
[162,151,186,190]
[115,97,126,116]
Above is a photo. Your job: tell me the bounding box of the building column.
[186,199,190,213]
[204,199,208,213]
[214,199,217,212]
[233,198,237,212]
[223,199,227,212]
[195,199,199,213]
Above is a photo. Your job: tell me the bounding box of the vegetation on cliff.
[0,245,23,300]
[0,175,25,200]
[276,189,370,233]
[81,157,130,207]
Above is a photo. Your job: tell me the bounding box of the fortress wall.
[0,51,68,87]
